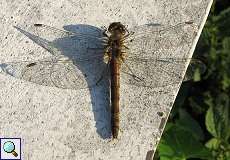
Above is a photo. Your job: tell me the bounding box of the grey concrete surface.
[0,0,212,159]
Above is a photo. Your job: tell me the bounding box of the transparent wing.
[120,58,206,88]
[120,21,200,88]
[183,59,206,81]
[0,56,108,89]
[121,58,185,88]
[125,21,198,59]
[7,24,108,89]
[14,24,106,59]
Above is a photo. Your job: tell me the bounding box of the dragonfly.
[0,21,205,139]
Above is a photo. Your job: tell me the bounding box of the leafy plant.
[158,125,212,160]
[205,93,230,160]
[158,111,212,160]
[155,1,230,160]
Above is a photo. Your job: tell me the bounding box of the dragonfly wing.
[120,21,200,87]
[14,24,105,59]
[120,57,190,88]
[125,21,198,59]
[0,56,108,89]
[14,26,62,57]
[183,59,206,81]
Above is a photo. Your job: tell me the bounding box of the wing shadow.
[14,24,111,139]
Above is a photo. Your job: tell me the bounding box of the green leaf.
[193,68,201,81]
[222,37,230,52]
[206,106,217,137]
[158,125,212,160]
[221,73,230,90]
[205,93,230,140]
[176,109,204,140]
[205,138,221,150]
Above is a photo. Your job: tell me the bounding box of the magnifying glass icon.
[3,141,18,157]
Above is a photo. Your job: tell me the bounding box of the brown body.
[107,22,127,139]
[110,56,121,139]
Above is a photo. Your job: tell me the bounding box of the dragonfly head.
[108,22,127,36]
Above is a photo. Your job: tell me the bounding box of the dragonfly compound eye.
[108,22,126,35]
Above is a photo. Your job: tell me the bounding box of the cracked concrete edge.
[150,0,214,159]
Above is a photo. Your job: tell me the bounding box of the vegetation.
[155,1,230,160]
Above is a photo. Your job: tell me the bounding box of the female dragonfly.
[0,21,205,139]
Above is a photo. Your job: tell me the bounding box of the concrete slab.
[0,0,213,159]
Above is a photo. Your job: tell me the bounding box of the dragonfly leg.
[123,45,129,50]
[120,41,128,61]
[104,45,111,55]
[122,31,135,42]
[104,51,112,63]
[122,32,134,41]
[121,44,129,61]
[103,45,112,63]
[101,26,109,37]
[120,51,128,62]
[104,44,110,50]
[103,31,109,37]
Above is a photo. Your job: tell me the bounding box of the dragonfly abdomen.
[110,58,121,139]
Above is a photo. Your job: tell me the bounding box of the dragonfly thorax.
[107,22,127,59]
[108,22,127,37]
